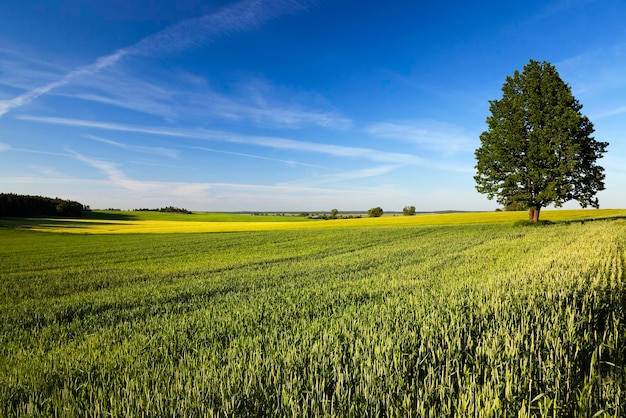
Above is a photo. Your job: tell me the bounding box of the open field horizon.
[3,208,626,234]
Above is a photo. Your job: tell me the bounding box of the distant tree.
[160,206,191,214]
[330,208,339,219]
[135,206,192,214]
[368,207,383,217]
[0,193,86,217]
[403,206,416,216]
[503,200,528,212]
[55,199,84,217]
[474,59,608,222]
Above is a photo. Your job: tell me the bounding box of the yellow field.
[24,208,626,234]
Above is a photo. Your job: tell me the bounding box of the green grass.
[1,218,625,416]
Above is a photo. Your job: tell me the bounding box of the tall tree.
[474,60,608,222]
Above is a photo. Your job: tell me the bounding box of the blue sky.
[1,0,625,212]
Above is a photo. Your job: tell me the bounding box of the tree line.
[0,193,87,218]
[134,206,192,214]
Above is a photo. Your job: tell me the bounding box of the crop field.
[3,208,626,234]
[1,211,626,416]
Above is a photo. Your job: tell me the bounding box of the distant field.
[87,211,316,222]
[2,208,626,234]
[2,210,626,415]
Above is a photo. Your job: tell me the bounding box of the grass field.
[1,210,625,416]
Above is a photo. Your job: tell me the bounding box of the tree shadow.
[83,211,137,221]
[0,211,137,230]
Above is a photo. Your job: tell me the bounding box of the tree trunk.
[528,206,541,223]
[533,206,541,223]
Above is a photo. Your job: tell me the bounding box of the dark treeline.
[134,206,192,214]
[0,193,87,218]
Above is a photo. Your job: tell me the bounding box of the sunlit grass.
[11,208,626,234]
[1,219,625,415]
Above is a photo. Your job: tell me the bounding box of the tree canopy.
[368,207,383,217]
[0,193,86,217]
[474,59,608,222]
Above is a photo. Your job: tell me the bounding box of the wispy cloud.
[65,149,380,209]
[279,165,400,187]
[1,143,70,157]
[130,160,199,171]
[557,43,626,95]
[58,68,351,129]
[68,150,138,190]
[556,44,626,121]
[59,66,179,121]
[126,0,311,57]
[189,146,344,172]
[201,78,352,129]
[591,105,626,120]
[531,0,602,22]
[0,46,67,92]
[29,164,64,177]
[204,94,352,129]
[0,50,127,117]
[19,115,427,166]
[86,135,180,159]
[0,0,313,117]
[366,121,474,154]
[67,149,211,198]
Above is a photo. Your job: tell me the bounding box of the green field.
[1,212,625,416]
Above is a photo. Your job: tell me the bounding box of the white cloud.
[0,143,11,152]
[68,149,214,201]
[19,115,427,166]
[86,135,180,159]
[58,149,405,211]
[557,43,626,95]
[209,97,352,129]
[204,77,352,129]
[189,146,344,172]
[126,0,311,57]
[591,105,626,120]
[28,165,64,177]
[366,120,474,154]
[0,45,67,92]
[279,165,401,187]
[0,50,127,117]
[1,144,68,157]
[59,67,351,129]
[0,0,312,118]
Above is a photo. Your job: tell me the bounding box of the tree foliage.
[403,206,416,216]
[0,193,86,217]
[503,200,528,212]
[135,206,192,214]
[368,207,383,217]
[474,60,608,222]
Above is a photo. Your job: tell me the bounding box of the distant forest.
[0,193,87,217]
